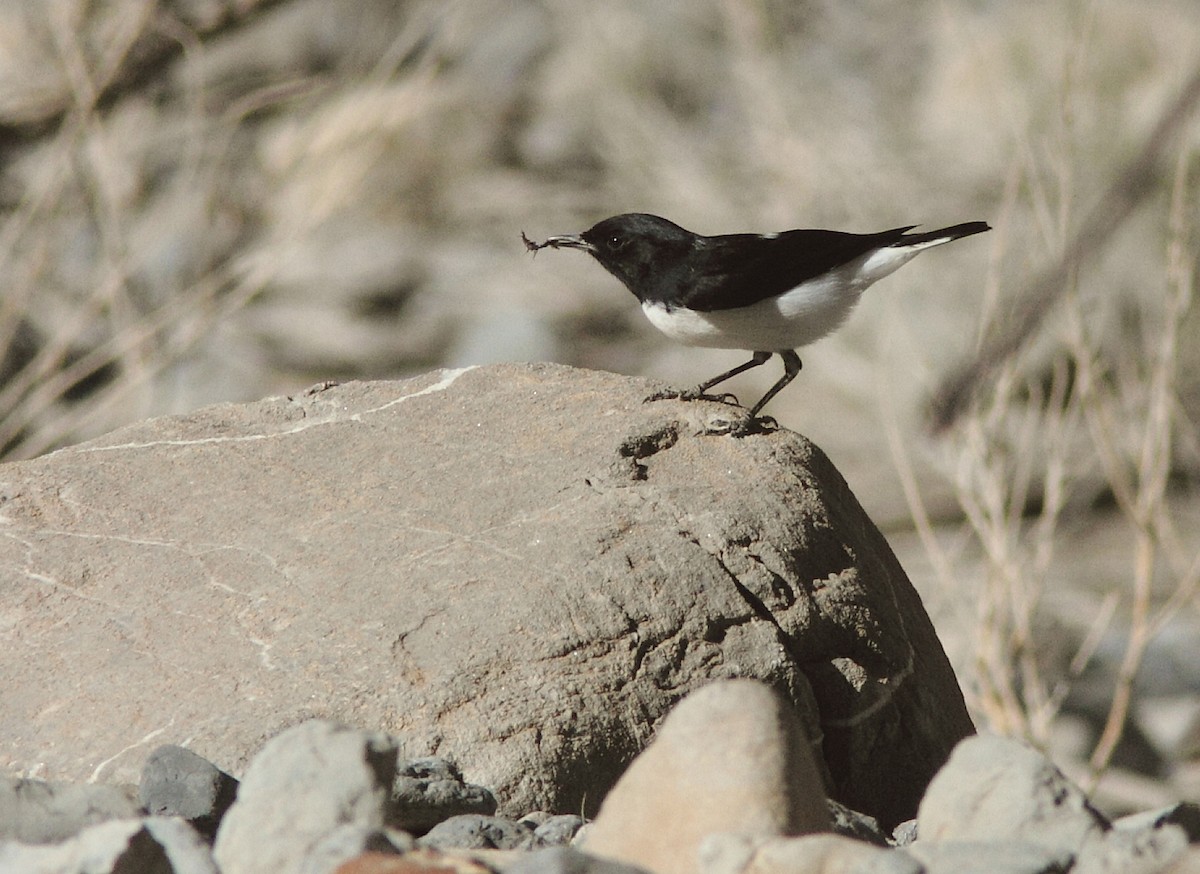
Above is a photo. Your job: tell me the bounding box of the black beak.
[521,231,595,254]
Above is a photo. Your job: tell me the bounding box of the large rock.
[0,363,972,827]
[915,735,1192,874]
[581,680,830,874]
[917,735,1108,850]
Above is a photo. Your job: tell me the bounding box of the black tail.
[899,221,991,247]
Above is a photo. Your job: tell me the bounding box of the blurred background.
[1,0,1197,816]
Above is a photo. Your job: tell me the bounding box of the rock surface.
[527,815,585,847]
[0,816,218,874]
[334,849,505,874]
[212,721,397,874]
[418,815,534,851]
[505,847,651,874]
[0,777,139,844]
[0,714,1196,874]
[139,744,239,840]
[391,758,497,835]
[0,363,972,827]
[914,735,1192,874]
[917,734,1109,849]
[699,832,921,874]
[581,680,830,874]
[904,839,1073,874]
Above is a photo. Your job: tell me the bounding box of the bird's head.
[522,213,698,299]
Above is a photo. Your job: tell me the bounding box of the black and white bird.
[523,213,989,434]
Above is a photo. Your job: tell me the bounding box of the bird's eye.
[608,235,627,251]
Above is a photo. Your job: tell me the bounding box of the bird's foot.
[703,414,778,438]
[643,387,741,406]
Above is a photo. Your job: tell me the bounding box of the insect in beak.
[521,232,595,254]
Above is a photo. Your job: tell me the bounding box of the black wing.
[677,226,915,312]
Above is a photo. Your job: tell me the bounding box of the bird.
[522,212,989,435]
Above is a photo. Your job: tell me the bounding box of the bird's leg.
[644,351,772,406]
[707,351,801,437]
[745,350,801,419]
[696,351,773,399]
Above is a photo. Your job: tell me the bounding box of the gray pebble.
[0,777,140,844]
[826,798,889,846]
[506,846,651,874]
[533,814,586,847]
[417,813,534,850]
[139,745,238,841]
[389,756,497,834]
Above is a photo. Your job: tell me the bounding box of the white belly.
[640,244,923,351]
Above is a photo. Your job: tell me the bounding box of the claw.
[703,414,778,438]
[643,388,741,406]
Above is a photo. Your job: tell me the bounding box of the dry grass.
[889,27,1200,801]
[1,0,1198,804]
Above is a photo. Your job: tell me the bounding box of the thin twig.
[929,63,1200,431]
[0,0,296,149]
